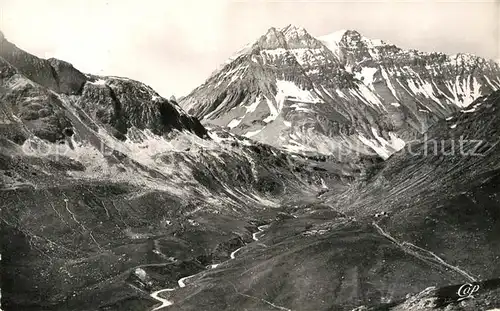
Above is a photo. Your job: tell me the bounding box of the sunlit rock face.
[181,26,500,159]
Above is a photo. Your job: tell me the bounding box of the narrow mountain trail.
[372,222,477,282]
[149,225,268,310]
[150,289,175,310]
[230,282,292,311]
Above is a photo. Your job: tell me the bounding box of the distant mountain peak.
[318,29,348,42]
[280,24,308,37]
[255,24,321,50]
[320,29,387,56]
[181,24,500,159]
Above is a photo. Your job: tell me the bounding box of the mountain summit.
[180,26,500,159]
[257,25,323,50]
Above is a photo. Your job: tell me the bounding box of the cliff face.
[0,35,86,95]
[1,30,500,311]
[0,36,207,143]
[181,26,500,159]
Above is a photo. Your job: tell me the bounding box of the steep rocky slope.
[336,90,500,310]
[331,90,500,281]
[0,35,207,144]
[180,26,500,159]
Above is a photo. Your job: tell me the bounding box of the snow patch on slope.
[318,29,346,57]
[275,80,321,103]
[89,79,106,86]
[263,98,279,123]
[261,48,287,58]
[351,83,384,109]
[245,97,261,113]
[290,103,312,113]
[358,129,405,159]
[406,77,444,109]
[483,75,500,89]
[244,129,263,138]
[354,67,378,89]
[227,118,243,129]
[443,76,482,107]
[381,67,399,100]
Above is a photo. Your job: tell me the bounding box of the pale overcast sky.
[1,0,499,97]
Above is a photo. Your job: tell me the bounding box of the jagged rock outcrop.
[0,35,86,94]
[0,57,73,143]
[47,58,87,95]
[76,76,207,140]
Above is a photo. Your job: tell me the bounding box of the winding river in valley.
[150,225,268,310]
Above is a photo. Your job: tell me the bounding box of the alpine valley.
[1,25,500,311]
[181,26,500,159]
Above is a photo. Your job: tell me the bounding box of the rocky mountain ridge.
[180,25,500,159]
[0,34,207,144]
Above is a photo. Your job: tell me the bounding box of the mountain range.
[180,25,500,159]
[1,25,500,311]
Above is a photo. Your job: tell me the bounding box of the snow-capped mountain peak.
[255,25,321,50]
[181,25,500,159]
[4,24,500,311]
[280,24,308,39]
[318,29,386,57]
[317,29,347,56]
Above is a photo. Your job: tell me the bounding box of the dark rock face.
[47,58,87,95]
[0,36,207,143]
[180,26,500,159]
[0,37,86,95]
[77,76,207,139]
[0,58,73,143]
